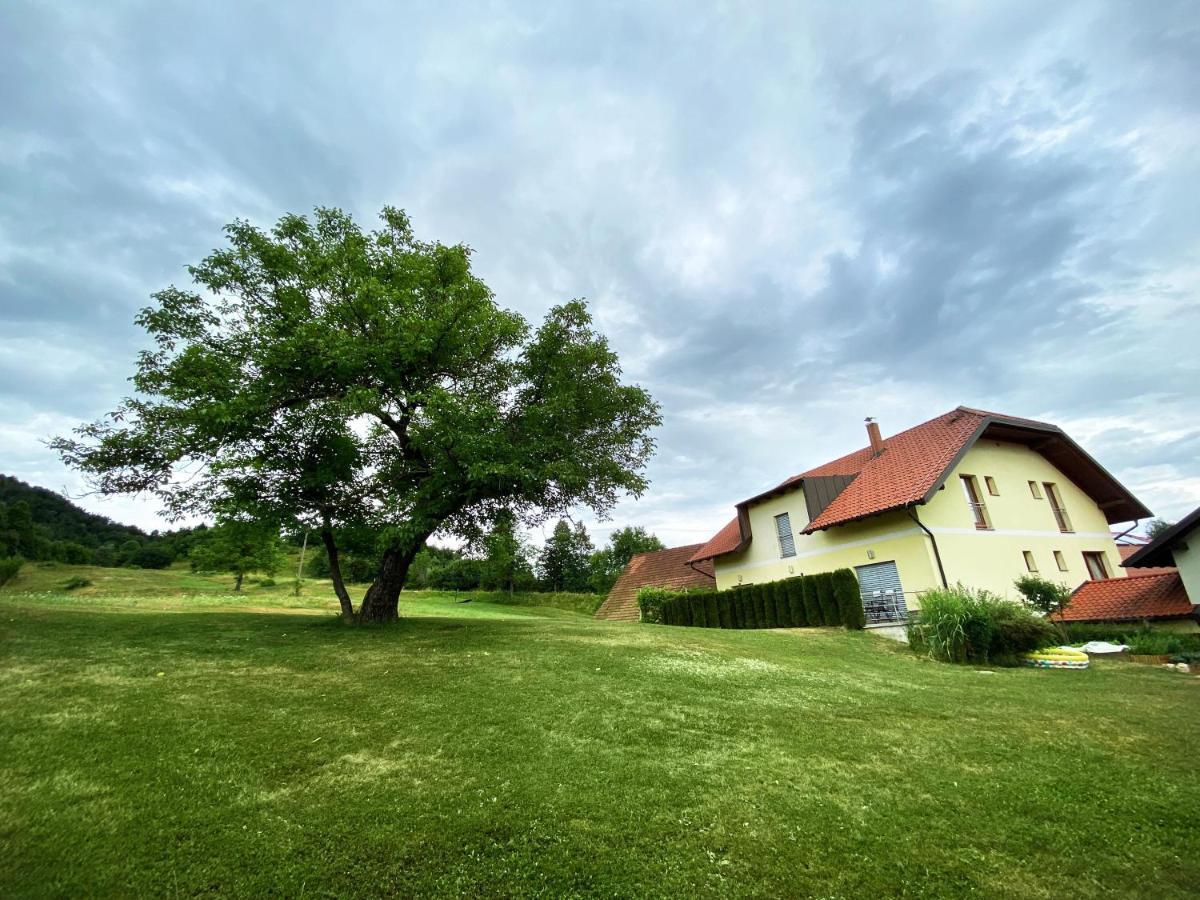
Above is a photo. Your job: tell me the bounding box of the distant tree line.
[304,517,665,594]
[0,475,199,569]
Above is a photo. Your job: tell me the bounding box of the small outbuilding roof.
[1121,506,1200,570]
[1052,572,1196,623]
[595,545,715,622]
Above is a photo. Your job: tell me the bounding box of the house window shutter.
[774,513,796,558]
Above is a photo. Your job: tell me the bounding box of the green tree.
[53,207,660,621]
[588,525,666,593]
[190,520,285,591]
[1146,519,1174,540]
[538,520,594,592]
[480,511,533,593]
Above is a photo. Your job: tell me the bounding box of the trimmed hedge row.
[651,569,866,630]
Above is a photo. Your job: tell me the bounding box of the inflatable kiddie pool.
[1023,647,1090,669]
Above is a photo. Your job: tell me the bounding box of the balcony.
[967,501,992,530]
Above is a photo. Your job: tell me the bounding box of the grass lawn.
[1,590,1198,897]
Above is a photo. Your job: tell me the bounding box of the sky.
[1,0,1197,550]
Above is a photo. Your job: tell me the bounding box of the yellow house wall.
[711,492,941,602]
[1172,540,1200,605]
[918,440,1126,599]
[711,438,1129,608]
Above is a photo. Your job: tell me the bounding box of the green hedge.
[654,569,863,630]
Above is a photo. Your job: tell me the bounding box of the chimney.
[865,417,885,456]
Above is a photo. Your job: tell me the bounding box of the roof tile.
[594,545,715,621]
[1052,572,1195,622]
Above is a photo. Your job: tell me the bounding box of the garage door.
[854,560,908,624]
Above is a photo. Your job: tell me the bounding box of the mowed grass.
[1,592,1198,897]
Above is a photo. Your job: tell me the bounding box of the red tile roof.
[1117,544,1175,577]
[800,408,988,532]
[691,405,1150,563]
[594,545,715,622]
[1052,572,1196,622]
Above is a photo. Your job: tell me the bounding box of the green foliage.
[1056,622,1200,653]
[479,511,535,592]
[61,576,92,591]
[52,207,660,619]
[588,526,665,593]
[814,573,841,625]
[908,584,1057,665]
[1013,574,1072,617]
[787,578,807,626]
[636,586,674,624]
[257,577,276,588]
[802,577,823,625]
[190,520,286,591]
[538,520,594,593]
[833,569,866,630]
[0,556,24,587]
[1146,518,1174,539]
[691,594,709,627]
[717,591,733,628]
[704,593,720,628]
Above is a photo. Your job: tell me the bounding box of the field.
[1,573,1198,897]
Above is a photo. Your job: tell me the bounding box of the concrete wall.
[712,438,1127,607]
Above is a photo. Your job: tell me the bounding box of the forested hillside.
[0,475,198,567]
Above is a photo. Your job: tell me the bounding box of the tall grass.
[908,584,1056,665]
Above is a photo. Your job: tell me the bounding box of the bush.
[637,586,672,624]
[802,578,823,625]
[731,586,748,628]
[258,577,276,588]
[815,573,841,625]
[62,576,92,591]
[787,578,807,626]
[908,584,1057,665]
[832,569,865,630]
[704,593,720,629]
[131,545,174,570]
[691,594,708,627]
[1057,622,1200,654]
[772,582,791,627]
[0,556,23,587]
[1013,574,1071,618]
[717,592,733,628]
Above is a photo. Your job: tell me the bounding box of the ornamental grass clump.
[908,584,1056,665]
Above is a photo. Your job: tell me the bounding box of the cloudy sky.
[2,1,1197,548]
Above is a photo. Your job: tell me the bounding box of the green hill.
[0,474,195,566]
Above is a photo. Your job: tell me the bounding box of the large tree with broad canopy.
[53,207,661,621]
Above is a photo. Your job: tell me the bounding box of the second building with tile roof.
[690,407,1152,625]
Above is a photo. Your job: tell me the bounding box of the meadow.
[1,566,1197,897]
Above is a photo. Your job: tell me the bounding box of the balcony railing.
[860,590,910,625]
[967,501,992,530]
[1050,504,1073,533]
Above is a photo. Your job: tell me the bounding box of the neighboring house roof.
[691,406,1152,564]
[1117,544,1176,577]
[594,545,715,622]
[1052,572,1196,623]
[1121,505,1200,570]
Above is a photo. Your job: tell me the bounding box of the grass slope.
[1,593,1197,897]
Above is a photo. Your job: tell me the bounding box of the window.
[1054,550,1068,571]
[985,476,999,496]
[960,475,991,529]
[774,512,796,558]
[1083,551,1109,580]
[1028,480,1042,499]
[1044,482,1073,533]
[1023,551,1038,573]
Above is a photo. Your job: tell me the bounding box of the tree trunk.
[358,545,415,622]
[234,571,243,592]
[320,528,355,619]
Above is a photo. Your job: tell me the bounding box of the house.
[1122,506,1200,600]
[594,545,715,621]
[689,407,1151,626]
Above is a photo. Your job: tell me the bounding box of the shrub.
[704,593,720,628]
[771,582,791,627]
[733,586,749,628]
[752,585,767,628]
[786,577,807,627]
[802,578,823,625]
[815,573,841,625]
[62,576,92,591]
[760,584,777,627]
[0,556,23,587]
[691,594,708,627]
[637,587,673,624]
[1013,574,1071,619]
[717,592,733,628]
[832,568,865,630]
[258,577,276,588]
[131,545,174,570]
[908,584,1057,665]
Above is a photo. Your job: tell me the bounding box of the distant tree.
[538,520,594,592]
[131,544,174,570]
[588,525,665,593]
[53,207,660,621]
[1146,519,1174,540]
[480,511,534,593]
[1013,574,1072,623]
[190,521,285,591]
